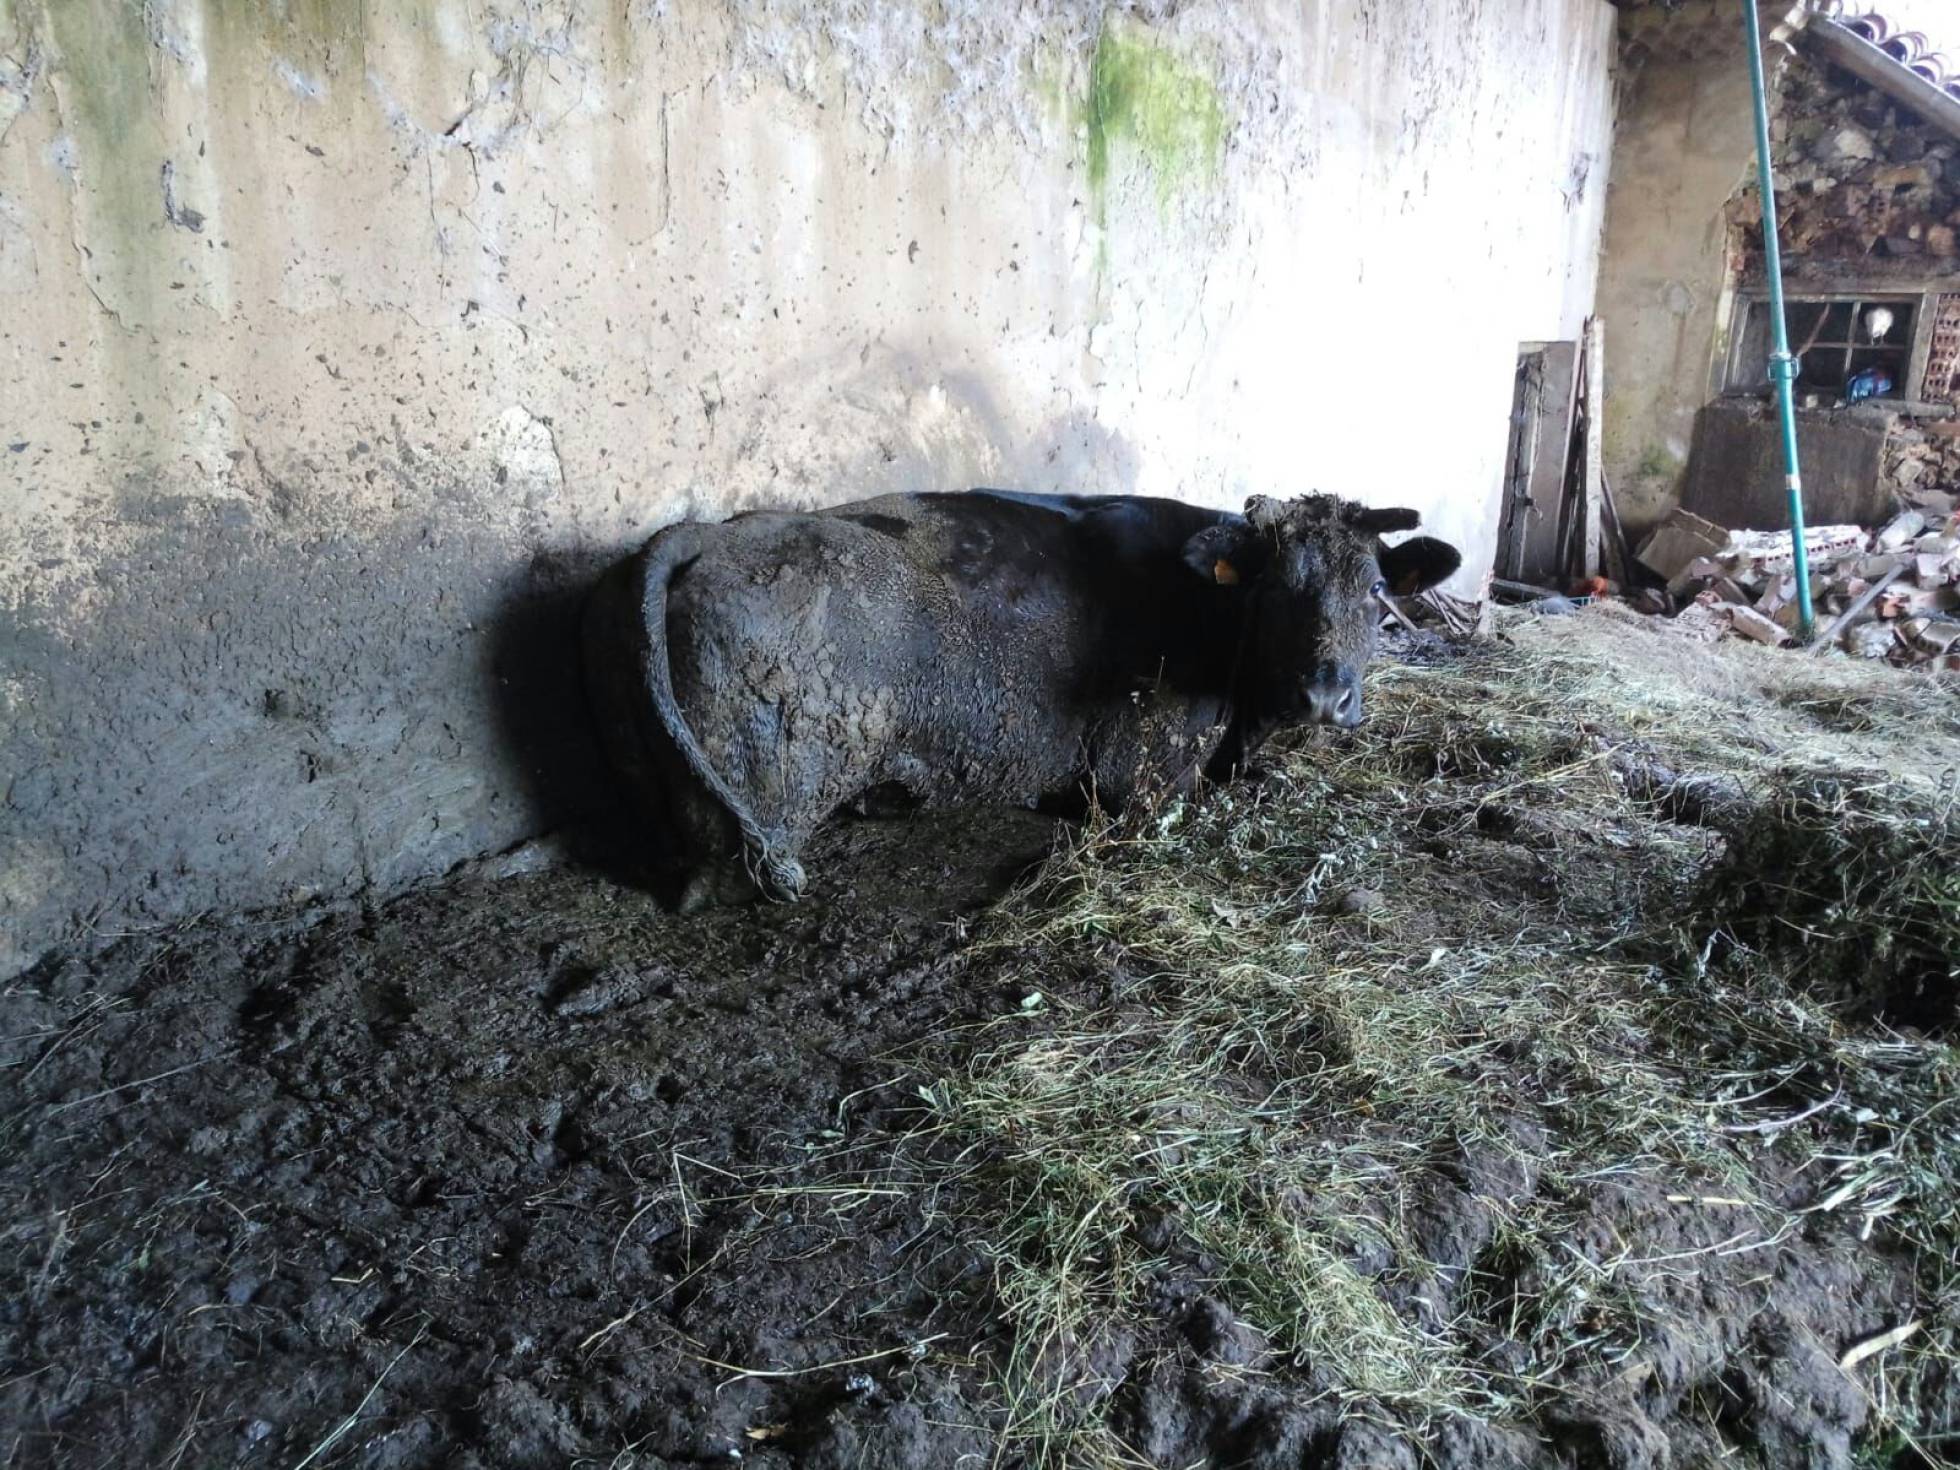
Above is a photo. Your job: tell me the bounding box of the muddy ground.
[1,806,1069,1470]
[1,631,1954,1469]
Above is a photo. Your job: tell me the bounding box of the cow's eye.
[1371,578,1388,597]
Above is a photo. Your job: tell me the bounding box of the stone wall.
[0,0,1618,974]
[1736,55,1960,280]
[1886,416,1960,499]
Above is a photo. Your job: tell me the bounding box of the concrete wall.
[0,0,1617,974]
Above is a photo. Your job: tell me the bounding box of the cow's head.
[1181,494,1461,731]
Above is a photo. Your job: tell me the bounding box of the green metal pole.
[1743,0,1816,641]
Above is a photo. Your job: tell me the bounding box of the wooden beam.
[1843,400,1957,421]
[1497,355,1544,581]
[1491,576,1562,603]
[1516,342,1581,586]
[1376,589,1422,635]
[1599,469,1640,587]
[1582,316,1605,581]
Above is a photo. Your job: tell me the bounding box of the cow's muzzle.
[1302,666,1362,728]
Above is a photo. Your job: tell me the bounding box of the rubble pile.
[1635,496,1960,670]
[1887,415,1960,495]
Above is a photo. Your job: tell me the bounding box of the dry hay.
[910,606,1960,1465]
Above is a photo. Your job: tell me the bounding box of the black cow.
[582,490,1460,907]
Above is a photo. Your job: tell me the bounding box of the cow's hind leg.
[666,782,750,913]
[667,782,808,912]
[677,861,750,914]
[676,853,805,912]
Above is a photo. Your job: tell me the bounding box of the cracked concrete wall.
[0,0,1616,973]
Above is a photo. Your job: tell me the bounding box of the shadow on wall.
[484,544,677,892]
[0,482,669,975]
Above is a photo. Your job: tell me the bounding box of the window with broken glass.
[1725,294,1921,399]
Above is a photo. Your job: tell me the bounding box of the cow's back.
[663,495,1120,833]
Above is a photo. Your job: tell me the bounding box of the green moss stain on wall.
[42,0,376,330]
[45,0,161,320]
[1085,21,1226,207]
[273,0,369,47]
[1637,444,1680,479]
[1032,50,1076,134]
[204,0,369,91]
[201,0,368,40]
[44,0,152,187]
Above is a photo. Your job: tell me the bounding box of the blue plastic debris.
[1845,367,1894,403]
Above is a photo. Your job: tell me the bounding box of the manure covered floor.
[4,609,1958,1470]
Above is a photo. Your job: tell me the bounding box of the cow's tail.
[624,525,804,899]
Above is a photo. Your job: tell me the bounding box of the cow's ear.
[1183,521,1267,586]
[1351,506,1422,535]
[1377,535,1461,596]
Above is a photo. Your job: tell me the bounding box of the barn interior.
[3,1,1958,1466]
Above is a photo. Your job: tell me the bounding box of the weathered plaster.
[0,0,1616,973]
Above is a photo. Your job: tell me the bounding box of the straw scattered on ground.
[907,607,1960,1465]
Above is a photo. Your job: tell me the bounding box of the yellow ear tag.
[1213,559,1240,586]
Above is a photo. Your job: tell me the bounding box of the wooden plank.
[1843,398,1957,420]
[1582,316,1606,581]
[1496,355,1543,581]
[1553,395,1586,584]
[1599,468,1639,586]
[1516,341,1581,585]
[1491,576,1562,602]
[1909,290,1938,402]
[1376,589,1422,635]
[1551,325,1592,585]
